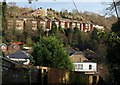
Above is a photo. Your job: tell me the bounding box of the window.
[75,64,77,69]
[16,23,22,27]
[89,65,92,70]
[78,64,83,70]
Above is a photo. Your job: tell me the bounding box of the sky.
[4,0,114,15]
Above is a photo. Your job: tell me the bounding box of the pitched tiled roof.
[31,9,47,16]
[21,10,34,15]
[65,47,76,55]
[55,17,72,22]
[40,16,48,21]
[70,51,88,63]
[46,16,55,21]
[17,15,34,20]
[63,19,72,22]
[70,51,85,57]
[10,42,24,45]
[72,20,79,22]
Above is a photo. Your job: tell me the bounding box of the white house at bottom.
[74,62,97,72]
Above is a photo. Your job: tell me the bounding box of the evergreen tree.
[32,36,74,70]
[50,21,58,35]
[106,20,120,85]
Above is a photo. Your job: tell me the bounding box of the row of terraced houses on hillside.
[7,8,103,32]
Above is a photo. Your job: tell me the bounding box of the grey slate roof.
[8,50,30,59]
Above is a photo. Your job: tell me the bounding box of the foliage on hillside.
[4,2,117,29]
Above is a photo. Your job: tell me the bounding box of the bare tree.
[105,0,120,18]
[8,2,16,7]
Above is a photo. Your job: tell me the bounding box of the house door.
[37,69,42,84]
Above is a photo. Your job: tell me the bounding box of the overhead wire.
[113,0,119,19]
[71,0,83,20]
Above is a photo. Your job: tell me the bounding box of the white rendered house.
[74,62,97,72]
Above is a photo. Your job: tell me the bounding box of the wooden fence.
[2,57,103,85]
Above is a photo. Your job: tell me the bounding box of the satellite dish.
[0,43,7,52]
